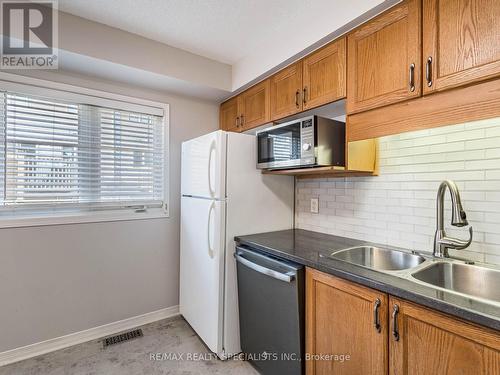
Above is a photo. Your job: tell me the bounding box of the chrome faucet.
[433,180,473,258]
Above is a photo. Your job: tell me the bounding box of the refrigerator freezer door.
[179,196,225,355]
[181,130,226,199]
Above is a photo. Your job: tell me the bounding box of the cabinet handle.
[240,114,244,126]
[235,116,240,128]
[373,298,381,333]
[392,304,400,341]
[409,63,415,92]
[426,56,433,87]
[303,87,307,105]
[295,89,300,108]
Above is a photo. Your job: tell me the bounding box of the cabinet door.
[389,297,500,375]
[423,0,500,94]
[347,0,421,114]
[306,268,388,375]
[303,37,346,110]
[239,79,270,130]
[270,61,303,121]
[219,96,240,132]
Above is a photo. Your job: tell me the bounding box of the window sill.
[0,209,169,229]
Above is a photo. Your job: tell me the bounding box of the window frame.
[0,72,170,228]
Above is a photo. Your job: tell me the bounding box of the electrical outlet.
[310,198,319,214]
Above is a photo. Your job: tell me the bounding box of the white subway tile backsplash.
[485,170,500,180]
[484,212,500,223]
[485,192,500,201]
[400,215,433,226]
[445,150,485,161]
[399,129,431,139]
[466,137,500,150]
[466,211,484,222]
[485,149,500,158]
[485,233,500,245]
[414,170,484,181]
[375,213,400,222]
[386,138,415,150]
[485,126,500,137]
[413,135,446,146]
[470,221,500,234]
[465,159,500,170]
[465,181,500,190]
[446,128,484,142]
[388,190,414,199]
[461,191,486,201]
[485,254,500,264]
[336,195,354,203]
[464,118,499,129]
[296,117,500,265]
[428,141,465,153]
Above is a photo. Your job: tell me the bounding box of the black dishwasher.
[235,246,304,375]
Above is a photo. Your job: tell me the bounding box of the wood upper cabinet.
[219,79,270,132]
[270,61,303,121]
[306,268,388,375]
[219,96,240,132]
[239,79,270,131]
[271,43,347,120]
[302,37,346,110]
[389,297,500,375]
[347,0,421,114]
[422,0,500,94]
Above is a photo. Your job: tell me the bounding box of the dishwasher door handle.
[234,253,295,283]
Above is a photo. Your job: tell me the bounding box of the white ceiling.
[56,0,398,97]
[59,0,387,66]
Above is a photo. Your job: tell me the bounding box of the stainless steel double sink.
[412,262,500,303]
[328,246,500,304]
[331,246,426,271]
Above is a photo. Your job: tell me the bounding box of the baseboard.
[0,305,179,367]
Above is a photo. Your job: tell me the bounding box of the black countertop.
[235,229,500,331]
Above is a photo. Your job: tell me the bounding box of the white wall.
[231,0,394,90]
[0,70,219,353]
[58,11,232,92]
[296,117,500,265]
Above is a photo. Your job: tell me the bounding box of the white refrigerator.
[179,130,294,359]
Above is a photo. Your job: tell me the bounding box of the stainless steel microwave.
[256,115,345,170]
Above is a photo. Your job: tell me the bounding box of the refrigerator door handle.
[208,141,216,197]
[207,200,215,258]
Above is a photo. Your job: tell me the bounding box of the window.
[0,81,167,225]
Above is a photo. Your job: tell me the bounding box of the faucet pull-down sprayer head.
[433,180,473,258]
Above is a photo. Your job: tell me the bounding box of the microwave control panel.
[300,119,315,165]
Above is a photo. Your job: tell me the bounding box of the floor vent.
[103,329,143,348]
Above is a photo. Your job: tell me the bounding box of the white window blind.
[0,90,166,215]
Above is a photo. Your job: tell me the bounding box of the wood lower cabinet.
[389,297,500,375]
[423,0,500,94]
[219,96,240,132]
[238,79,270,131]
[306,268,500,375]
[302,37,346,110]
[346,0,421,114]
[270,61,303,121]
[306,268,388,375]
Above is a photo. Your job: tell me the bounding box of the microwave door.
[258,134,274,164]
[257,123,301,169]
